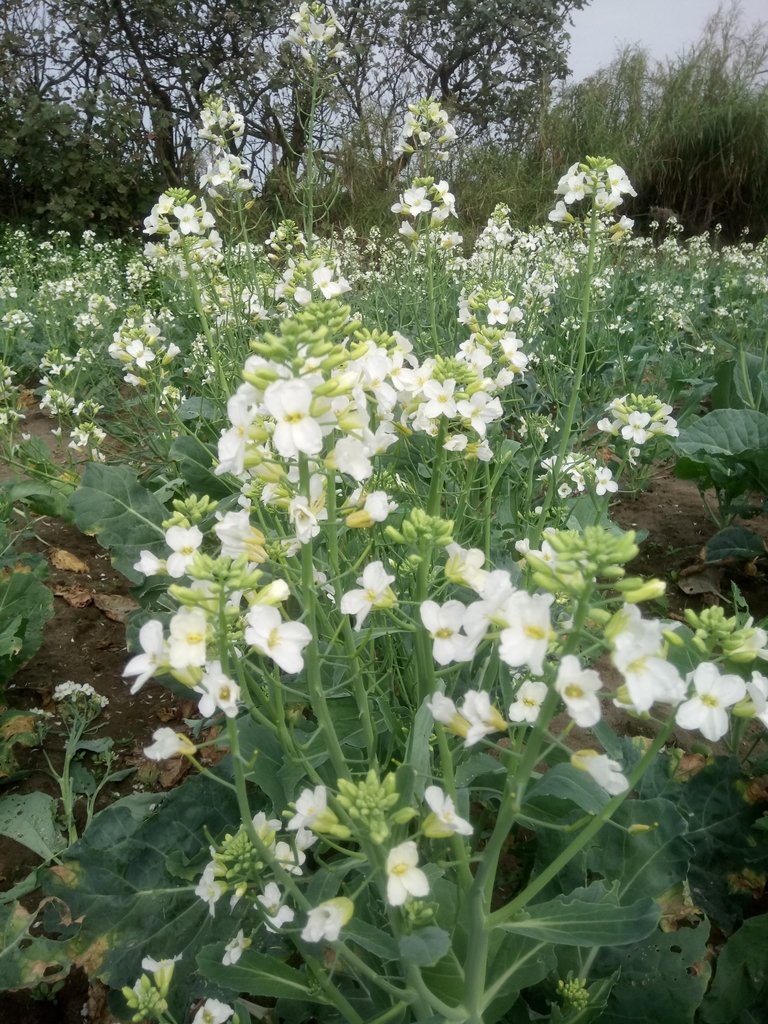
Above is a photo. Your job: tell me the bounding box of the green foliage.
[594,923,711,1024]
[68,463,168,582]
[674,408,768,523]
[45,779,241,1019]
[0,793,66,862]
[700,914,768,1023]
[0,523,53,690]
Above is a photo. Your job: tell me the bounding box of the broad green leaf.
[496,882,659,946]
[345,919,399,961]
[701,914,768,1023]
[170,434,232,499]
[587,798,691,903]
[197,945,329,1002]
[398,926,451,966]
[594,923,710,1023]
[525,764,610,816]
[0,793,65,861]
[675,758,768,929]
[0,900,71,989]
[45,778,241,1020]
[482,933,557,1024]
[675,408,768,459]
[68,463,168,582]
[704,526,766,564]
[0,569,54,684]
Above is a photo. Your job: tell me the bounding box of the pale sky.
[566,0,768,80]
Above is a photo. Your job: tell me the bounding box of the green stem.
[326,472,376,762]
[299,455,349,780]
[490,714,676,926]
[533,205,601,545]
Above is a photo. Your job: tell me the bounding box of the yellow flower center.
[564,684,584,699]
[701,694,719,708]
[435,627,454,639]
[524,625,546,640]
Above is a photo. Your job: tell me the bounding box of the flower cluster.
[108,313,180,387]
[597,393,679,446]
[391,177,461,249]
[394,98,457,163]
[549,157,637,226]
[287,1,345,65]
[143,189,222,267]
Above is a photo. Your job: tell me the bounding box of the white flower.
[257,882,295,932]
[123,619,167,693]
[165,525,203,578]
[133,549,165,577]
[421,378,458,419]
[197,661,240,718]
[194,864,223,917]
[301,898,354,943]
[144,727,196,760]
[191,998,233,1024]
[423,785,473,837]
[498,592,554,676]
[459,690,507,745]
[571,750,629,795]
[747,670,768,726]
[287,785,328,830]
[420,600,483,665]
[676,662,746,741]
[508,680,549,724]
[168,607,208,669]
[555,655,602,727]
[214,508,266,563]
[611,605,686,711]
[274,840,306,875]
[340,561,396,629]
[264,379,323,458]
[222,930,250,966]
[245,605,312,673]
[386,841,430,906]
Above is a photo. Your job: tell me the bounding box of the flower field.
[1,8,768,1024]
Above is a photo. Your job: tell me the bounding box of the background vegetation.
[1,1,766,239]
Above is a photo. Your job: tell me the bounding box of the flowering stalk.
[533,198,600,544]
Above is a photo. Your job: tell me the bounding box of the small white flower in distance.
[386,841,430,906]
[571,749,629,795]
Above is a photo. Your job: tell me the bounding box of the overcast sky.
[566,0,768,80]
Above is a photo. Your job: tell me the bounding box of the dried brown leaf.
[49,548,90,573]
[92,592,138,623]
[52,583,94,608]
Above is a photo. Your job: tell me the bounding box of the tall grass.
[532,3,768,238]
